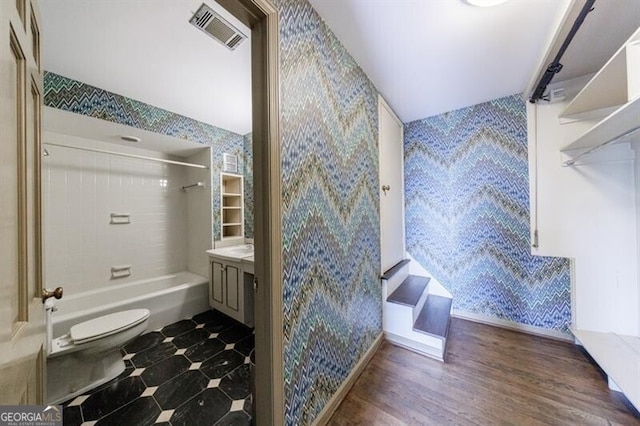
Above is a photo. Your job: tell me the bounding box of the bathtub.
[52,271,209,338]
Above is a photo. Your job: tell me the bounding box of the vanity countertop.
[206,245,254,263]
[242,256,254,274]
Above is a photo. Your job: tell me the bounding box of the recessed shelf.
[221,173,243,240]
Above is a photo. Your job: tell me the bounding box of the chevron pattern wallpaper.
[276,0,382,423]
[243,133,254,239]
[405,95,571,332]
[43,71,250,241]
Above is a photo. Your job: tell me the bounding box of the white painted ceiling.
[40,0,640,132]
[308,0,571,122]
[39,0,253,135]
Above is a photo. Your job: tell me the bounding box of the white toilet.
[46,300,150,404]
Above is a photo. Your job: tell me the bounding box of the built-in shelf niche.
[221,173,243,240]
[560,27,640,152]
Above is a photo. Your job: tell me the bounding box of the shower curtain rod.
[44,142,209,169]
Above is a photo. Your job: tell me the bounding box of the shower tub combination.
[46,271,209,404]
[51,271,209,340]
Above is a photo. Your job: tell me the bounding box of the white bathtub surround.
[43,131,206,296]
[51,271,209,338]
[186,148,214,278]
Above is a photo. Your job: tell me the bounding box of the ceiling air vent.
[189,3,247,51]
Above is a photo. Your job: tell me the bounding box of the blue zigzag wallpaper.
[243,133,254,239]
[276,0,382,423]
[43,71,250,241]
[404,94,571,332]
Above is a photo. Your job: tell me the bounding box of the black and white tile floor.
[62,309,255,426]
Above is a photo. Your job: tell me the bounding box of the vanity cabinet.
[209,257,253,327]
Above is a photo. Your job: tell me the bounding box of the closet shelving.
[561,25,640,411]
[221,173,244,239]
[560,27,640,157]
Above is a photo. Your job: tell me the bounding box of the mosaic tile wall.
[243,133,254,239]
[43,71,250,241]
[404,94,571,332]
[275,0,382,423]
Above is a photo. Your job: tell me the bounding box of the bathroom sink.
[226,245,254,256]
[206,245,254,261]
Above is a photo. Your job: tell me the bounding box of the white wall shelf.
[221,173,244,240]
[559,26,640,159]
[561,28,640,119]
[561,97,640,152]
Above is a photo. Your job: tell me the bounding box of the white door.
[378,96,405,273]
[0,0,48,404]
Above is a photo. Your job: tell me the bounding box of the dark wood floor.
[329,318,640,425]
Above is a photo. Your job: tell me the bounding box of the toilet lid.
[70,309,150,345]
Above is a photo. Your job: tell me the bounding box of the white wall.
[636,144,640,334]
[186,148,213,278]
[43,132,192,296]
[528,76,639,335]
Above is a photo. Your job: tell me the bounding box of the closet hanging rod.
[563,125,640,167]
[43,142,209,169]
[529,0,596,103]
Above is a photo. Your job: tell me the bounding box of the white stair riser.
[412,286,430,324]
[384,301,443,351]
[406,253,452,298]
[385,332,444,361]
[382,264,411,298]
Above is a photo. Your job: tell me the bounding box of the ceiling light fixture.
[465,0,509,7]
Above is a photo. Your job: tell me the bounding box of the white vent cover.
[189,3,247,51]
[223,153,238,173]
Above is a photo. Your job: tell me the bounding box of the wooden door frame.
[214,0,284,424]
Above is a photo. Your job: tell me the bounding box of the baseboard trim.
[384,331,443,362]
[452,310,572,342]
[312,332,384,426]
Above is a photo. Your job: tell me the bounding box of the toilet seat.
[70,309,150,345]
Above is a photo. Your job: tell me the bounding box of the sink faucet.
[246,243,254,250]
